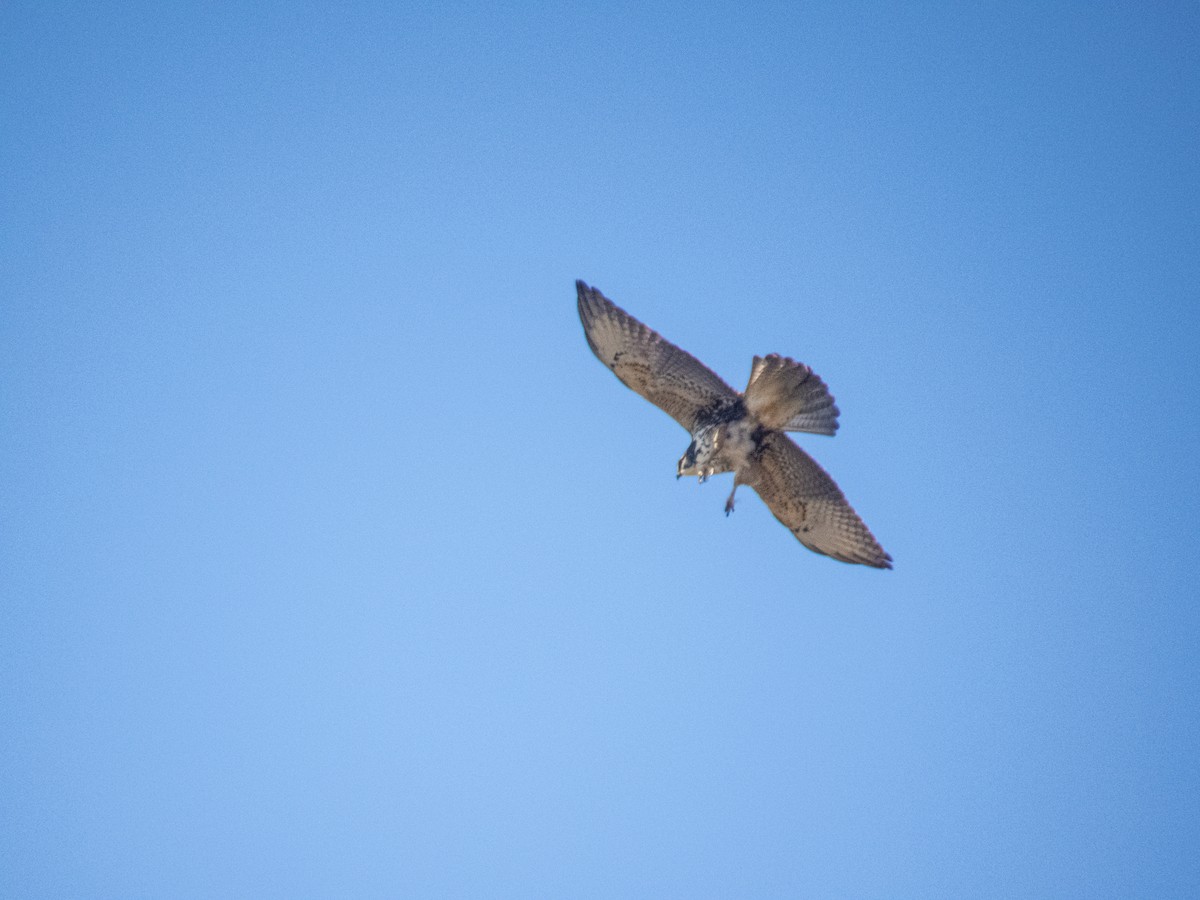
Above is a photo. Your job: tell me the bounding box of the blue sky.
[3,1,1198,896]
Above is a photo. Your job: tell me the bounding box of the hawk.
[577,280,892,569]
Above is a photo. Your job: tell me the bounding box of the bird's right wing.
[577,281,738,431]
[746,431,892,568]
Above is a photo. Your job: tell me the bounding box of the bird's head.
[677,426,717,479]
[677,440,700,479]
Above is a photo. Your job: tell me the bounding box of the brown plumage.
[577,280,891,569]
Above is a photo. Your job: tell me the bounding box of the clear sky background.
[3,2,1198,897]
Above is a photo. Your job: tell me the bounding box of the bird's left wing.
[746,431,892,568]
[577,281,738,431]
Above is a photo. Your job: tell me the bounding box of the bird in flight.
[577,281,892,568]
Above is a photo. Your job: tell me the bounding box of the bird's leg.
[724,477,740,516]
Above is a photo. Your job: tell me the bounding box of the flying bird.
[576,280,892,568]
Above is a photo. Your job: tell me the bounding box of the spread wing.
[577,281,737,431]
[747,431,892,568]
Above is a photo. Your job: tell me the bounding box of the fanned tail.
[743,354,839,435]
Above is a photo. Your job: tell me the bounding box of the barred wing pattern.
[577,281,737,432]
[747,432,893,568]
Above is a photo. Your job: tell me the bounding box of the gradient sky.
[3,1,1198,897]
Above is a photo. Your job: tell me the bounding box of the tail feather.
[744,354,840,435]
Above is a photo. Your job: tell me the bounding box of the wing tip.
[856,542,893,569]
[576,279,611,322]
[576,280,599,325]
[829,545,892,569]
